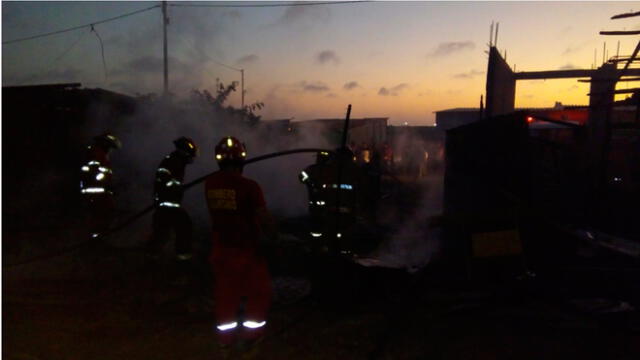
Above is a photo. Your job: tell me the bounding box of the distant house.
[433,108,481,130]
[434,103,610,131]
[2,83,136,229]
[291,117,388,147]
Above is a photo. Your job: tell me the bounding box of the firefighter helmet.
[215,136,247,163]
[94,133,122,150]
[174,136,199,158]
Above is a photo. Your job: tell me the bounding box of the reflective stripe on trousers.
[216,322,238,331]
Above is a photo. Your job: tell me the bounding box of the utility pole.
[162,1,169,96]
[241,68,245,109]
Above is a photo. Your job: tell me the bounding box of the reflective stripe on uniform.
[310,232,323,238]
[81,166,90,172]
[216,322,238,331]
[157,167,172,175]
[166,179,181,187]
[96,173,105,181]
[242,320,266,329]
[81,187,105,193]
[98,166,112,174]
[177,253,192,261]
[159,202,181,208]
[331,184,353,190]
[87,161,101,166]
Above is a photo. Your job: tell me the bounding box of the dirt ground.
[4,174,640,360]
[4,249,640,360]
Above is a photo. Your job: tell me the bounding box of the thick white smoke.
[100,92,333,248]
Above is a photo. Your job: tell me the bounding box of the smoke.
[358,129,445,272]
[104,91,333,247]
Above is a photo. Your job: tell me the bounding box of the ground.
[4,248,640,360]
[4,173,640,359]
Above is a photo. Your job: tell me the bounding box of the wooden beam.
[611,11,640,20]
[515,68,640,80]
[600,30,640,36]
[578,77,640,83]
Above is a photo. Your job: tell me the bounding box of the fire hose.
[4,148,332,268]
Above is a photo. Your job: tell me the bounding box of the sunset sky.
[3,1,639,125]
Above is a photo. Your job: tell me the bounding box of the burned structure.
[443,39,640,276]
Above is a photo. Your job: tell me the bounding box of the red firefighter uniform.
[148,137,198,261]
[80,133,121,237]
[205,136,271,346]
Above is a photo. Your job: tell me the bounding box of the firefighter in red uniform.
[205,136,275,354]
[80,133,121,238]
[148,137,198,278]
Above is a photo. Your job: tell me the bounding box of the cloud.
[275,5,330,26]
[343,81,359,90]
[378,83,409,96]
[296,81,330,93]
[3,67,85,86]
[225,10,241,19]
[316,50,340,65]
[562,41,590,55]
[326,93,338,98]
[428,41,475,57]
[558,63,578,70]
[236,54,259,65]
[452,69,484,79]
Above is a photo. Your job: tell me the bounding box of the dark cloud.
[236,54,259,65]
[378,83,409,96]
[428,41,475,57]
[4,67,84,86]
[343,81,359,90]
[276,5,330,26]
[225,10,242,19]
[558,63,578,70]
[452,69,484,79]
[296,81,330,93]
[316,50,340,65]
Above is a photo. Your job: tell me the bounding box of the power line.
[169,1,371,8]
[49,28,89,68]
[91,25,108,81]
[211,58,242,72]
[2,5,160,45]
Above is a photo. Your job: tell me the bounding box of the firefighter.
[205,136,275,354]
[147,137,198,279]
[299,151,331,217]
[309,147,365,255]
[80,133,122,238]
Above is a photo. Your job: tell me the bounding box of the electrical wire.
[91,25,108,81]
[48,28,89,69]
[210,58,242,72]
[2,5,159,45]
[169,1,372,9]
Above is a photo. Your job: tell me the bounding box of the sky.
[2,1,639,125]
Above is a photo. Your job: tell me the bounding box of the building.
[291,117,388,148]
